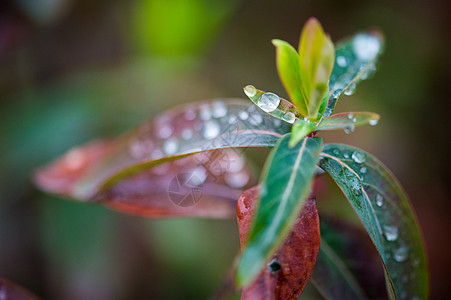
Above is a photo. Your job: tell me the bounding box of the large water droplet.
[191,166,207,184]
[163,138,178,155]
[383,225,399,241]
[337,56,347,67]
[394,246,409,262]
[352,151,366,163]
[369,119,378,126]
[352,33,381,61]
[244,85,257,97]
[239,110,249,120]
[258,92,280,112]
[376,193,384,207]
[212,101,228,118]
[282,111,295,124]
[203,119,221,139]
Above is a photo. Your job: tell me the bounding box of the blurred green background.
[0,0,450,299]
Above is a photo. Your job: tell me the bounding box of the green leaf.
[325,30,384,117]
[316,112,380,131]
[243,85,301,124]
[289,119,316,148]
[319,144,429,299]
[272,39,308,116]
[298,18,335,120]
[36,99,290,200]
[311,218,370,300]
[235,134,323,286]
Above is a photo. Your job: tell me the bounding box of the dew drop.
[282,111,295,124]
[360,167,367,174]
[157,125,173,139]
[199,105,212,121]
[347,112,354,119]
[181,128,193,140]
[184,109,196,121]
[238,110,249,120]
[337,56,347,67]
[191,166,207,184]
[394,246,409,262]
[344,125,355,134]
[352,151,366,163]
[225,170,250,188]
[332,89,342,99]
[249,113,263,125]
[344,82,356,95]
[64,149,86,170]
[203,119,221,139]
[244,85,257,97]
[212,101,228,118]
[383,225,399,241]
[376,194,384,207]
[151,149,163,159]
[273,118,282,127]
[344,153,350,159]
[228,114,237,124]
[369,119,378,126]
[353,33,381,61]
[258,92,281,112]
[333,149,340,156]
[163,138,178,155]
[352,117,357,122]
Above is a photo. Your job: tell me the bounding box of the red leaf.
[0,278,40,300]
[236,187,320,299]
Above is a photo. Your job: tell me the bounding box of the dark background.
[0,0,449,299]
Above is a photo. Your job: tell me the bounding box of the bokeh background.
[0,0,450,299]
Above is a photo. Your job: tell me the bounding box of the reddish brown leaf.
[236,187,321,299]
[0,278,40,300]
[36,142,256,218]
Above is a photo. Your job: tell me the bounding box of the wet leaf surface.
[325,30,384,117]
[236,187,320,300]
[235,134,322,286]
[34,99,289,200]
[0,278,40,300]
[319,144,428,299]
[316,111,380,131]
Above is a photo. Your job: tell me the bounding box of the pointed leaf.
[237,187,320,299]
[289,119,316,147]
[36,144,256,219]
[298,18,335,120]
[243,85,302,124]
[0,278,41,300]
[319,144,428,299]
[325,30,384,117]
[316,112,380,131]
[35,99,290,200]
[235,134,323,286]
[272,39,308,115]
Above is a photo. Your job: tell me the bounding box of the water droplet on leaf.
[353,34,381,62]
[163,138,178,155]
[360,167,367,174]
[369,119,378,126]
[181,128,193,140]
[239,110,249,120]
[337,56,347,67]
[344,82,356,95]
[352,151,366,163]
[244,85,257,97]
[347,112,354,119]
[203,120,221,139]
[394,246,409,262]
[376,194,384,207]
[344,125,355,134]
[281,111,295,124]
[383,225,399,241]
[258,92,280,112]
[212,101,228,118]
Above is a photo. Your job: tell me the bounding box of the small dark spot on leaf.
[268,259,282,273]
[297,278,303,284]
